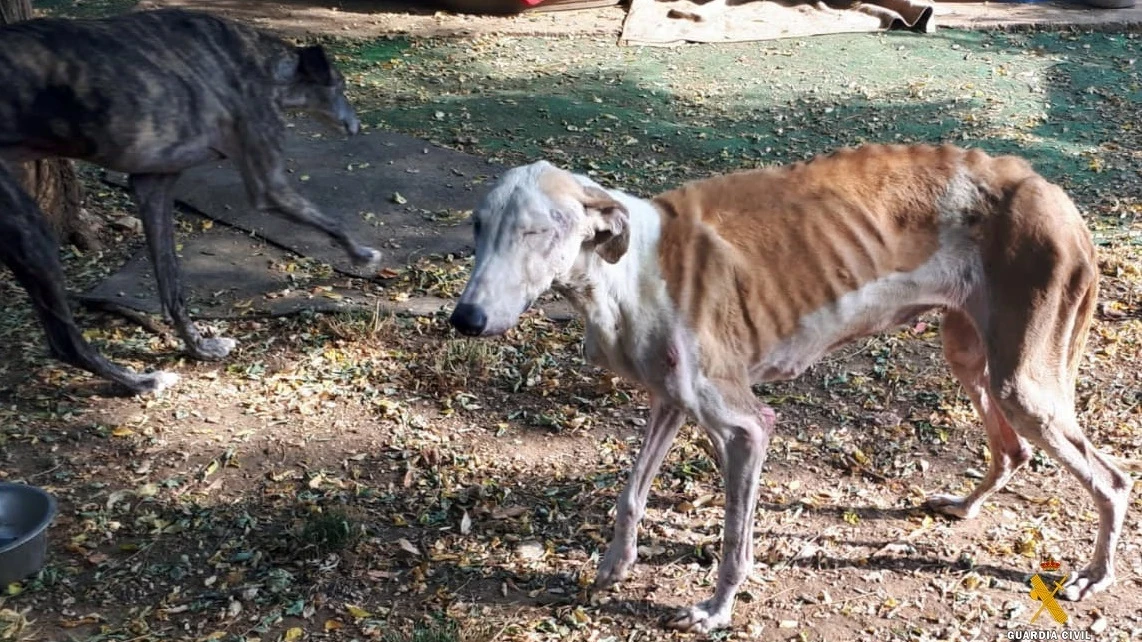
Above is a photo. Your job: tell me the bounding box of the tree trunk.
[1,0,102,251]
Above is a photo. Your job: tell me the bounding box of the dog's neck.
[554,186,672,378]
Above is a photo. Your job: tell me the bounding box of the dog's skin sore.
[450,144,1132,631]
[0,9,380,388]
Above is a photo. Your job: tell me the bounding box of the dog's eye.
[523,229,551,237]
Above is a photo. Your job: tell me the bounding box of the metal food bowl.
[0,482,57,584]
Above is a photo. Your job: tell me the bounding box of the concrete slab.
[85,121,505,319]
[103,122,498,279]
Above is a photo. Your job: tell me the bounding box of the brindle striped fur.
[0,9,378,394]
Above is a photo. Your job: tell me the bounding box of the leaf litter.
[1,17,1141,642]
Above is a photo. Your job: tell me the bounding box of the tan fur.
[652,144,1079,378]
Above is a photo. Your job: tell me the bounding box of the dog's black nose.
[450,303,487,337]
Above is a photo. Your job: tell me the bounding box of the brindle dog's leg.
[0,167,178,394]
[235,122,381,269]
[130,173,237,360]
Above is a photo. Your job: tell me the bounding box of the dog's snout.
[450,303,488,337]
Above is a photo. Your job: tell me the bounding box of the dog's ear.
[296,45,335,86]
[582,186,630,264]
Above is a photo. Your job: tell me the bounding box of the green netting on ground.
[336,29,1141,233]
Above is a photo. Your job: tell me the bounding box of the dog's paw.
[665,600,733,633]
[925,493,980,520]
[1059,566,1115,601]
[593,543,637,591]
[146,371,181,394]
[351,246,383,270]
[128,370,180,396]
[190,337,238,360]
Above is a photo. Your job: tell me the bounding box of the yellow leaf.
[111,426,135,438]
[345,604,372,619]
[6,582,23,596]
[282,627,303,641]
[324,619,344,631]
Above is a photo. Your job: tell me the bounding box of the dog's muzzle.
[450,303,488,337]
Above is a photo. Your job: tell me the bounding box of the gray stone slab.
[85,123,510,320]
[104,122,500,279]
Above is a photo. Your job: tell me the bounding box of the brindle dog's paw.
[129,370,180,395]
[189,337,238,360]
[351,246,383,270]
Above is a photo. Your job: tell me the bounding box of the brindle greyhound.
[449,144,1132,632]
[0,8,380,394]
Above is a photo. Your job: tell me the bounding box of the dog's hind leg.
[982,179,1131,601]
[594,397,686,590]
[0,167,178,394]
[130,173,237,361]
[234,128,381,269]
[926,308,1032,519]
[667,379,775,633]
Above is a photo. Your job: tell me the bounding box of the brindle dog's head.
[275,45,360,136]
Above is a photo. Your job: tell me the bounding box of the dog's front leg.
[234,134,381,270]
[131,173,237,360]
[667,383,775,633]
[594,397,686,590]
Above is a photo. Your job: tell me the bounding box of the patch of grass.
[324,305,398,344]
[299,508,361,555]
[430,339,505,390]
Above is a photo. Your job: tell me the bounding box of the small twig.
[488,608,525,642]
[74,297,170,336]
[762,585,797,605]
[776,533,824,573]
[27,464,63,480]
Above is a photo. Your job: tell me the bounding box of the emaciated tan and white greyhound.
[448,144,1132,632]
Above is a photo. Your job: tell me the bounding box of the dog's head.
[450,161,630,337]
[275,45,360,136]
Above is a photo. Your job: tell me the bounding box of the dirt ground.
[138,0,627,38]
[3,4,1142,642]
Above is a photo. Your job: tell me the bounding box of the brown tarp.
[621,0,935,46]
